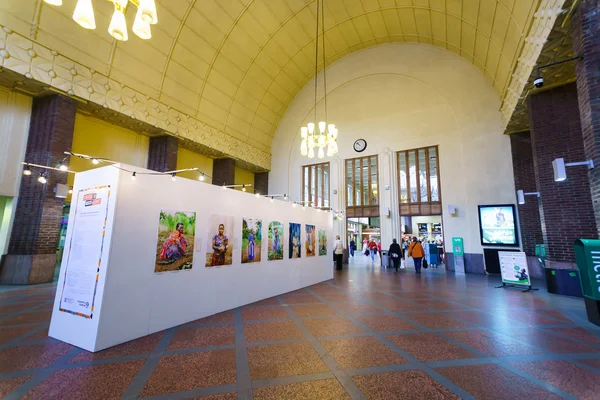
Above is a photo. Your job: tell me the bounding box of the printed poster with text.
[59,186,111,318]
[498,251,531,286]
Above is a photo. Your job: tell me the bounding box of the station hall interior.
[1,0,600,399]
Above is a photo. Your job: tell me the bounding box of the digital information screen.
[478,205,519,246]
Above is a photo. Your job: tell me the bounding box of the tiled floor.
[1,257,600,399]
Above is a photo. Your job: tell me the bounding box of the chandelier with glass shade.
[43,0,158,41]
[300,0,338,160]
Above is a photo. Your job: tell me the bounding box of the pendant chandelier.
[300,0,338,159]
[43,0,158,41]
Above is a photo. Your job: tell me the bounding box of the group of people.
[344,236,433,274]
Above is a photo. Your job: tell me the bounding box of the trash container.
[574,239,600,326]
[380,250,389,267]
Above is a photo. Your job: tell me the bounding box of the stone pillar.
[147,135,178,172]
[212,158,235,187]
[510,132,543,256]
[573,0,600,236]
[0,95,76,284]
[254,172,269,196]
[528,83,598,269]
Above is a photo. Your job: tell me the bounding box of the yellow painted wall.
[67,113,149,199]
[234,167,254,192]
[176,147,213,182]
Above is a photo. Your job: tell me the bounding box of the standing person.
[363,238,368,253]
[211,224,229,266]
[333,235,344,270]
[377,240,382,260]
[402,239,409,259]
[368,239,378,263]
[247,230,255,261]
[408,237,425,274]
[388,239,402,272]
[349,239,356,257]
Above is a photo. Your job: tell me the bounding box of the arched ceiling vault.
[0,0,559,170]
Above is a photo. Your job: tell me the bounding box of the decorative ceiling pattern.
[0,0,560,169]
[504,0,576,134]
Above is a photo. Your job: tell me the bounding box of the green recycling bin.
[574,239,600,300]
[574,239,600,327]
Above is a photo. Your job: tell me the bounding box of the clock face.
[353,139,367,153]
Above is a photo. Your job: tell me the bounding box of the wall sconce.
[516,190,540,205]
[552,157,594,182]
[447,205,457,216]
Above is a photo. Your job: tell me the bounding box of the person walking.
[334,235,344,270]
[368,239,378,263]
[408,237,425,274]
[402,239,409,259]
[388,239,402,272]
[377,240,382,260]
[349,239,356,257]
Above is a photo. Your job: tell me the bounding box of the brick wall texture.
[212,158,235,187]
[510,132,543,256]
[147,136,178,172]
[573,0,600,237]
[528,83,597,263]
[8,95,76,255]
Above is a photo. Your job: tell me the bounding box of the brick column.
[212,158,235,187]
[254,172,269,196]
[0,95,76,284]
[510,132,543,256]
[528,83,598,269]
[573,0,600,236]
[147,135,178,172]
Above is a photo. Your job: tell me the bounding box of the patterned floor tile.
[244,320,304,343]
[247,341,328,380]
[320,336,407,369]
[140,349,236,397]
[253,379,350,399]
[352,370,460,399]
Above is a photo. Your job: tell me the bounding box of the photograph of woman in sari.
[205,215,234,267]
[242,218,262,263]
[154,210,195,273]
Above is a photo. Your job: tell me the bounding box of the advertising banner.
[59,185,111,318]
[478,205,518,246]
[498,251,531,286]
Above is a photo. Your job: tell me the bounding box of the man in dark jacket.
[388,239,403,272]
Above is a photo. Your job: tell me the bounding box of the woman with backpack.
[408,237,425,274]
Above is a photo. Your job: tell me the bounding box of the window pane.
[371,156,378,205]
[304,167,309,203]
[317,165,322,207]
[399,152,407,203]
[419,149,427,202]
[409,151,417,202]
[430,147,439,202]
[324,164,329,207]
[347,160,353,206]
[311,166,316,206]
[362,158,369,205]
[355,160,361,206]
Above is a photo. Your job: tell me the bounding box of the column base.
[0,254,57,284]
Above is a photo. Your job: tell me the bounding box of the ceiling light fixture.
[91,158,99,165]
[131,172,136,180]
[171,173,176,182]
[300,0,338,159]
[199,172,205,181]
[23,165,32,176]
[38,173,47,184]
[46,0,157,41]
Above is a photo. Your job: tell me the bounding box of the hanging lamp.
[300,0,338,159]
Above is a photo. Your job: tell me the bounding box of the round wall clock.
[353,139,367,153]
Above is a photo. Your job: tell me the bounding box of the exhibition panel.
[49,165,333,352]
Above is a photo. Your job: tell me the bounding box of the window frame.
[301,162,330,208]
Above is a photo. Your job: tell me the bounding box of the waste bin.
[574,239,600,326]
[380,250,389,268]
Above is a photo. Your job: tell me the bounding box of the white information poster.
[59,186,111,318]
[498,251,531,286]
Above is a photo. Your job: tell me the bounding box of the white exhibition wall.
[270,43,519,257]
[50,165,333,352]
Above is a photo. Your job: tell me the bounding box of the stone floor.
[1,256,600,399]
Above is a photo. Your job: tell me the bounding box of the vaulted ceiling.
[0,0,560,169]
